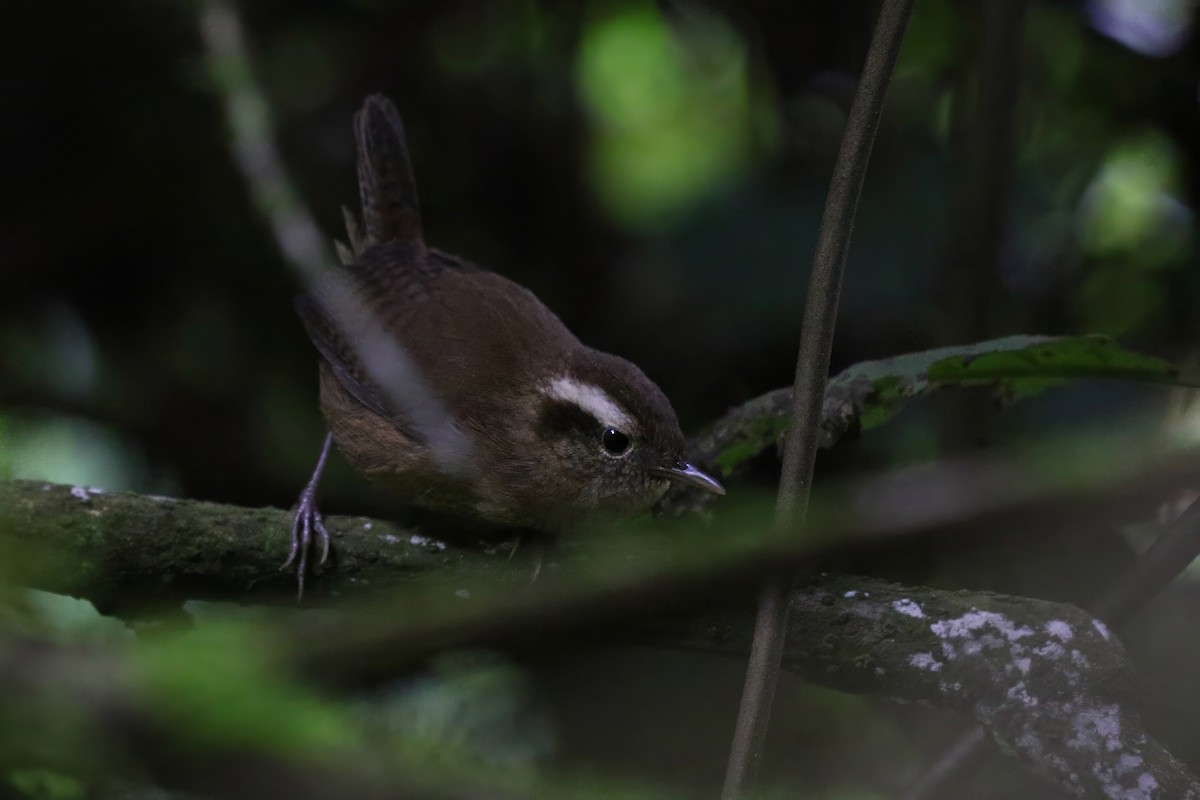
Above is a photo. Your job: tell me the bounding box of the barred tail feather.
[353,94,424,247]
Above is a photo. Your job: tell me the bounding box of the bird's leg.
[529,547,544,584]
[507,530,546,583]
[284,432,333,599]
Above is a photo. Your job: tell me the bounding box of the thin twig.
[721,1,916,796]
[1089,498,1200,627]
[198,0,467,469]
[198,0,335,281]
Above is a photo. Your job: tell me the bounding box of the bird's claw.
[284,484,330,600]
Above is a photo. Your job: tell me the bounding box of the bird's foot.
[283,483,330,600]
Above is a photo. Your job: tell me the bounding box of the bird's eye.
[601,427,631,456]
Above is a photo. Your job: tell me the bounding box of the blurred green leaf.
[136,624,361,759]
[576,5,758,228]
[5,769,85,800]
[1078,130,1191,265]
[354,651,555,771]
[1073,266,1167,337]
[0,415,153,492]
[895,0,960,78]
[17,589,132,645]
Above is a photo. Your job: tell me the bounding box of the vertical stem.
[721,0,917,796]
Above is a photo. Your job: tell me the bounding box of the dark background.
[2,1,1199,797]
[5,0,1196,509]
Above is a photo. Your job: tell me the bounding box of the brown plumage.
[293,95,723,545]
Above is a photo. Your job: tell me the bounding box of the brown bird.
[287,95,724,588]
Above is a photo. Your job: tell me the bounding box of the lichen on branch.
[2,479,1198,798]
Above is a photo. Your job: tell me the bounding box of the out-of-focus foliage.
[1073,130,1194,334]
[1078,131,1190,264]
[353,651,556,771]
[3,0,1197,501]
[136,623,362,758]
[576,7,764,229]
[5,770,84,800]
[7,589,132,644]
[0,415,158,492]
[2,0,1200,798]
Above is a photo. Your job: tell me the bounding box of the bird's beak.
[653,460,726,496]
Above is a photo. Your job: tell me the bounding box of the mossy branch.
[3,479,1199,798]
[686,334,1197,485]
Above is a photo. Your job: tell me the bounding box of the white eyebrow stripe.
[543,377,634,431]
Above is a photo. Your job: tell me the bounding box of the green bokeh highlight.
[1073,129,1193,335]
[1079,130,1191,264]
[576,6,758,229]
[136,624,361,759]
[0,415,148,491]
[5,769,85,800]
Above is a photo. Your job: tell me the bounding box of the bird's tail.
[352,94,424,250]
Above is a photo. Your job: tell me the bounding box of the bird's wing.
[294,289,431,443]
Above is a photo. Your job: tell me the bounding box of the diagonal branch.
[899,496,1200,800]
